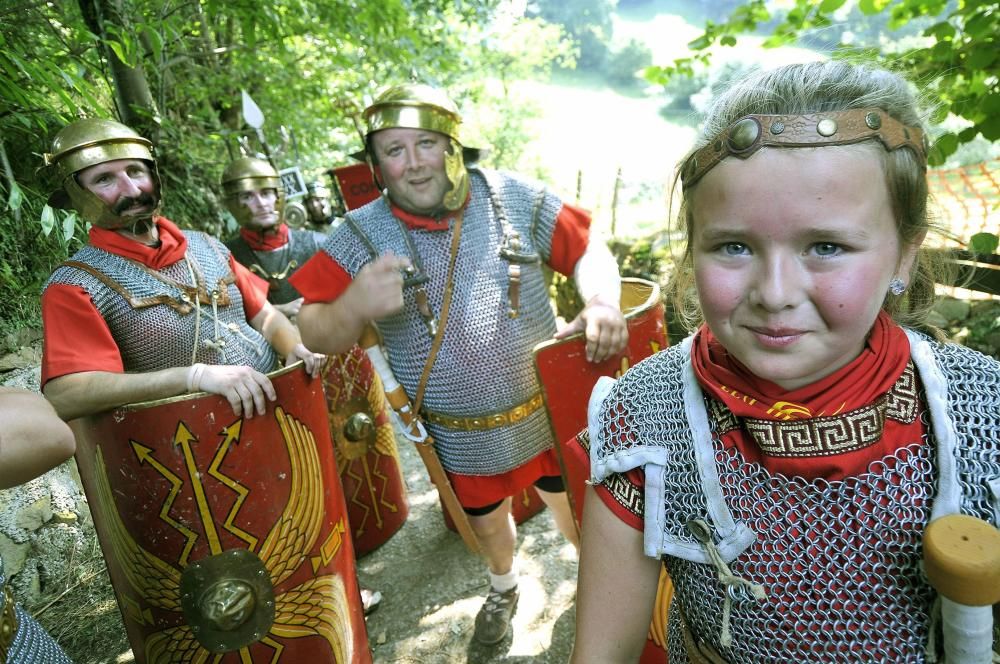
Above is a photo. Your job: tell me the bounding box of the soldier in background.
[303,179,343,228]
[221,158,328,320]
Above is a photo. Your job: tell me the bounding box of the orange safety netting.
[927,158,1000,247]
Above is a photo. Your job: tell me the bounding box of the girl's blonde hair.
[669,60,950,336]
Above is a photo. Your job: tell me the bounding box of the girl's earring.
[888,278,906,296]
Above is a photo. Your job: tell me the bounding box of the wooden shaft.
[923,513,1000,664]
[923,513,1000,606]
[360,328,482,555]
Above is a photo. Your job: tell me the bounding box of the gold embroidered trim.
[0,585,18,662]
[710,362,919,458]
[578,430,645,519]
[420,392,544,431]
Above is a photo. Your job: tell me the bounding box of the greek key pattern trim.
[578,430,645,519]
[710,362,919,458]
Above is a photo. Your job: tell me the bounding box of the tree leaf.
[62,211,78,244]
[40,204,55,236]
[7,181,22,211]
[979,115,1000,142]
[106,40,129,66]
[969,232,999,255]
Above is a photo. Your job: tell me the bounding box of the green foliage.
[645,0,1000,167]
[605,38,653,89]
[528,0,614,71]
[970,232,999,256]
[0,0,575,337]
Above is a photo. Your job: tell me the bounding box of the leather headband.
[681,108,927,188]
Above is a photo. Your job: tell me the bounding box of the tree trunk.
[77,0,159,140]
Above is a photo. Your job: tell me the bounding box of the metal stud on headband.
[681,108,927,188]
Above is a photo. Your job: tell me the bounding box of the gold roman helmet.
[362,83,471,211]
[220,156,285,226]
[43,118,161,227]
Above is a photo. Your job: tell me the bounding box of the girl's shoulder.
[906,328,1000,376]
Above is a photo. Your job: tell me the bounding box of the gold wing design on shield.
[94,447,182,611]
[143,628,204,664]
[257,406,325,587]
[270,575,351,662]
[261,406,352,661]
[368,370,400,458]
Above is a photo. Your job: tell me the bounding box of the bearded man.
[41,118,321,421]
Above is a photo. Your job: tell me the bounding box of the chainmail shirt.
[44,232,277,374]
[318,168,564,475]
[0,558,72,663]
[225,228,325,304]
[588,330,1000,663]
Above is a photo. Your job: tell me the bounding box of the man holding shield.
[40,118,322,421]
[292,83,628,645]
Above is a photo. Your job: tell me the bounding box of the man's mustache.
[113,192,157,214]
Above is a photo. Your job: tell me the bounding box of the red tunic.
[41,217,268,385]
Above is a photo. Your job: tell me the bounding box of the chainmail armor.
[319,168,564,474]
[45,231,277,374]
[0,561,72,663]
[589,331,1000,663]
[225,228,325,304]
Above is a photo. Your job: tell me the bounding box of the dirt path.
[359,439,578,663]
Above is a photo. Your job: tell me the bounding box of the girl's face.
[690,146,922,390]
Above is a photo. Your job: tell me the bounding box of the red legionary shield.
[534,277,671,664]
[321,346,409,556]
[70,365,371,663]
[331,164,380,211]
[533,277,668,521]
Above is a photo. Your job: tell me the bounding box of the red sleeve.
[41,284,124,386]
[287,252,354,304]
[230,256,268,320]
[567,433,645,532]
[547,202,592,277]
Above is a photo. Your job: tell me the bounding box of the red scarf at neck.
[694,312,908,420]
[89,216,187,269]
[389,192,470,232]
[691,312,923,480]
[240,223,289,250]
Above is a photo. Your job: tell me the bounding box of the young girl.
[571,61,1000,663]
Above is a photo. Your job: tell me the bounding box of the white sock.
[489,562,518,593]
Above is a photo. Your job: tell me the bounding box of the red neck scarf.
[239,223,289,250]
[89,216,187,269]
[692,312,924,480]
[389,192,471,232]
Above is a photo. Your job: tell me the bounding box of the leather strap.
[682,108,927,188]
[412,208,464,415]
